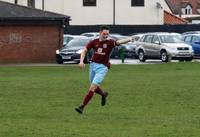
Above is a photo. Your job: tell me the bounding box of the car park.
[182,33,200,58]
[56,37,92,64]
[136,32,193,62]
[109,34,136,58]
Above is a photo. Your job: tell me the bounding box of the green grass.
[0,62,200,137]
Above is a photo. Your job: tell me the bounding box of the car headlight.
[56,50,59,54]
[76,49,83,54]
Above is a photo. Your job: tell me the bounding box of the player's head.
[99,25,110,41]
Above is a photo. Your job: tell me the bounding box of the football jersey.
[86,38,117,68]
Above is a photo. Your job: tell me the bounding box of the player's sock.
[83,90,94,106]
[94,86,105,96]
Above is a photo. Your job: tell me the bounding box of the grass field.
[0,62,200,137]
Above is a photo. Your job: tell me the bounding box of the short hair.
[99,25,110,31]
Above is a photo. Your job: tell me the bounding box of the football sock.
[83,90,94,106]
[94,86,105,96]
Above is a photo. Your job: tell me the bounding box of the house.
[165,0,200,23]
[0,1,70,63]
[1,0,176,25]
[165,0,200,15]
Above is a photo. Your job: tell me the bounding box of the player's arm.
[79,47,88,69]
[116,37,132,46]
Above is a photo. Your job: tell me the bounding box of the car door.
[143,35,154,57]
[191,36,200,56]
[151,35,161,58]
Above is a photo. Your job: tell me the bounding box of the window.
[152,35,160,44]
[188,9,191,14]
[184,5,192,15]
[184,36,192,43]
[144,35,153,43]
[15,0,18,4]
[83,0,96,6]
[131,0,144,6]
[28,0,35,8]
[191,36,199,43]
[185,9,188,14]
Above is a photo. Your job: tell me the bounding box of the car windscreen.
[64,36,73,44]
[66,39,90,47]
[159,35,183,43]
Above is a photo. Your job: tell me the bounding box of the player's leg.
[92,63,108,106]
[75,63,108,114]
[75,63,96,114]
[75,83,97,114]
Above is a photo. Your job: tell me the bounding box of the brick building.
[0,1,70,63]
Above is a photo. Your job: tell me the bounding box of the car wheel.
[138,50,146,62]
[161,51,170,62]
[56,59,63,64]
[179,58,184,62]
[185,57,193,62]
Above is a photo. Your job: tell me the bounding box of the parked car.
[182,31,200,35]
[80,32,99,38]
[182,34,200,58]
[131,33,144,42]
[56,37,92,64]
[63,34,86,46]
[109,34,136,58]
[136,32,193,62]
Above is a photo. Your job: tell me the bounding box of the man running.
[75,25,131,114]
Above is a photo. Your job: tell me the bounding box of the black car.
[56,37,92,64]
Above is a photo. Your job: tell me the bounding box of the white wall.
[1,0,14,3]
[64,0,171,25]
[42,0,64,14]
[62,0,114,25]
[0,0,28,6]
[112,0,170,25]
[18,0,27,6]
[1,0,172,25]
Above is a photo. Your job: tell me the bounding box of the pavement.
[0,59,199,67]
[110,58,163,64]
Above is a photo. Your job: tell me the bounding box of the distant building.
[0,1,70,63]
[1,0,175,25]
[165,0,200,23]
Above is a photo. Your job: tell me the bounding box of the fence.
[65,24,200,35]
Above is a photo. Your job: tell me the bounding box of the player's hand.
[79,61,85,69]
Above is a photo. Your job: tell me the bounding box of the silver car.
[136,32,194,62]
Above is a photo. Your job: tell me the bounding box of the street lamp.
[113,0,115,25]
[42,0,44,10]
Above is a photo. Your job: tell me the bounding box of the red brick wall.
[0,25,63,63]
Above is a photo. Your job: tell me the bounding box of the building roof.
[181,2,193,8]
[165,0,180,15]
[0,1,70,21]
[165,0,200,15]
[164,10,188,24]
